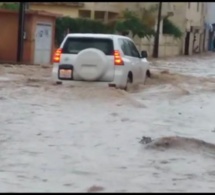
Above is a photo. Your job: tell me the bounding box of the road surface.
[0,53,215,192]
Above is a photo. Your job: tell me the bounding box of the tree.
[142,3,182,39]
[55,17,110,46]
[113,8,156,39]
[162,17,183,38]
[138,4,159,29]
[0,2,19,11]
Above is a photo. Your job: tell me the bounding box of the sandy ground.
[1,53,215,192]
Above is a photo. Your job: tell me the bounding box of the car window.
[126,40,140,58]
[62,37,114,55]
[118,38,132,56]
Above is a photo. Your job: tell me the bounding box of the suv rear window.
[62,37,114,55]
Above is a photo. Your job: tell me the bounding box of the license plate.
[59,69,72,79]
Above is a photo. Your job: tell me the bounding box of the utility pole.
[153,2,162,58]
[17,2,26,63]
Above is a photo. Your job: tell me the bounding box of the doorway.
[184,32,190,55]
[34,23,52,65]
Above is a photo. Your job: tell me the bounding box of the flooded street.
[1,53,215,192]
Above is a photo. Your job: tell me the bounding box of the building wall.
[0,10,56,64]
[205,3,215,51]
[186,2,206,55]
[137,2,175,17]
[168,2,205,31]
[133,35,181,58]
[164,3,185,55]
[132,2,206,57]
[29,2,207,57]
[29,4,79,18]
[23,15,34,63]
[0,11,19,63]
[30,3,164,21]
[29,3,121,20]
[29,2,177,20]
[0,10,35,63]
[81,2,123,13]
[166,2,207,55]
[206,3,215,24]
[186,2,203,27]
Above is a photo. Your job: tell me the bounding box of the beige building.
[29,2,207,57]
[29,2,174,22]
[29,2,122,22]
[167,2,207,55]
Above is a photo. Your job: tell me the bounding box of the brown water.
[1,55,215,192]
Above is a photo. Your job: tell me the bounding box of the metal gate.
[34,23,52,65]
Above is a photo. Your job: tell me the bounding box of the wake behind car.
[52,33,150,90]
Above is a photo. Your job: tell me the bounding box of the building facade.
[168,2,207,55]
[0,9,57,65]
[29,2,122,22]
[29,2,207,57]
[29,2,174,22]
[205,2,215,51]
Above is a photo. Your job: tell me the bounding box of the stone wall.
[133,35,182,58]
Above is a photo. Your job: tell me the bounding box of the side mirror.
[141,50,148,58]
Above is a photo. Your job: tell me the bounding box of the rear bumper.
[55,80,115,88]
[52,64,127,89]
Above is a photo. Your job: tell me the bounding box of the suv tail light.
[114,50,124,66]
[53,48,62,63]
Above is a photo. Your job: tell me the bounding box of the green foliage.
[55,7,158,46]
[115,9,155,39]
[0,3,19,11]
[162,18,183,38]
[139,4,158,28]
[55,17,114,46]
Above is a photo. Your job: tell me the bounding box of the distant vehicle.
[52,33,150,90]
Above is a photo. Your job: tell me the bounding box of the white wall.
[132,35,182,58]
[186,2,202,27]
[206,2,215,24]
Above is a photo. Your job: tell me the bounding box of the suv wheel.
[144,70,151,84]
[125,76,132,91]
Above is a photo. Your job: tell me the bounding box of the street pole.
[153,2,162,58]
[17,2,26,63]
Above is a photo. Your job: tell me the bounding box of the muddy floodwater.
[1,54,215,192]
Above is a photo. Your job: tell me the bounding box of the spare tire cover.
[75,48,108,81]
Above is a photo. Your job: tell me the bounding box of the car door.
[118,38,140,84]
[126,39,143,83]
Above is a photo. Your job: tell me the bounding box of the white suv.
[52,33,150,90]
